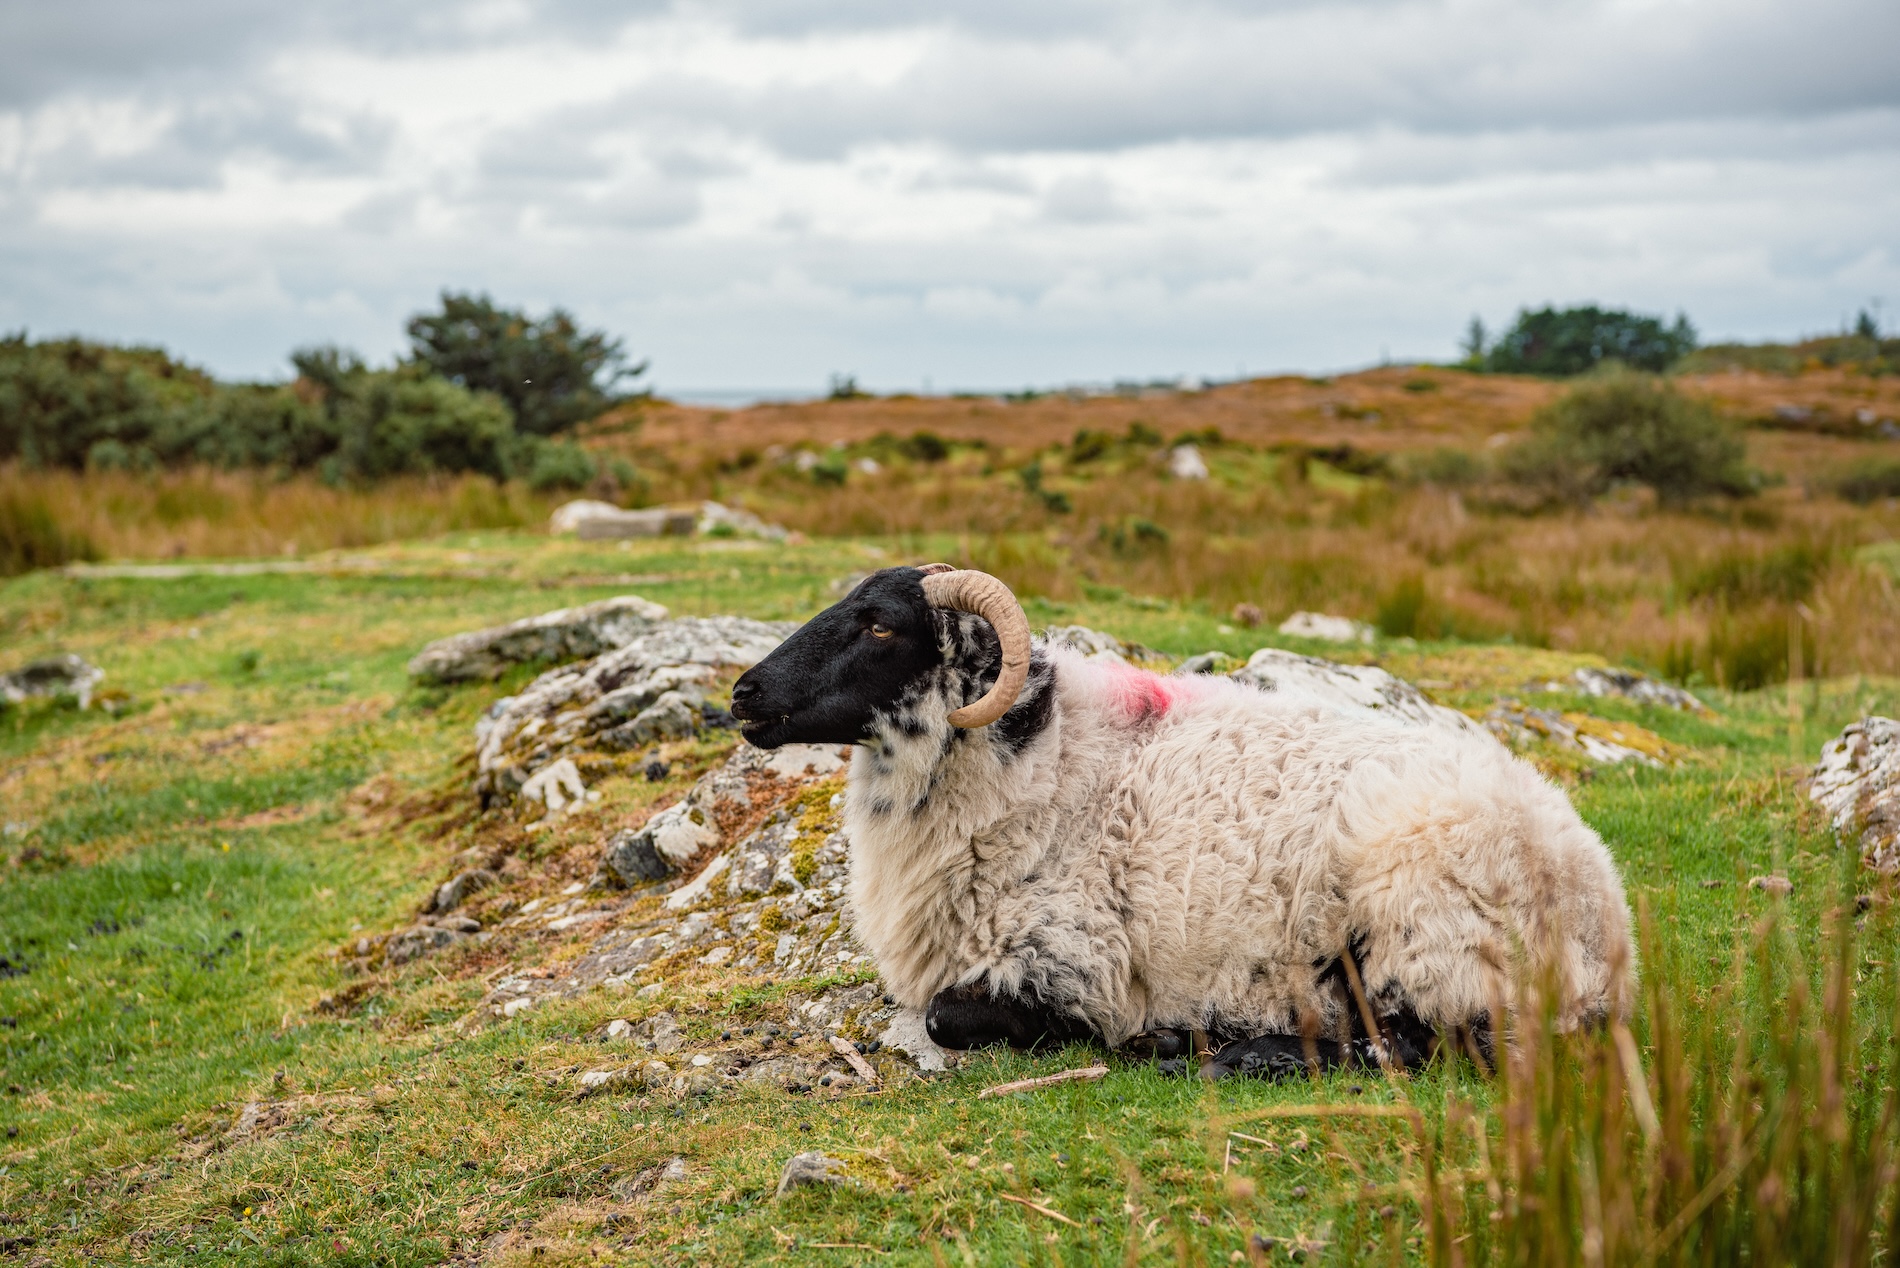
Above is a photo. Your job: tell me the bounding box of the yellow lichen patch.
[787,774,847,885]
[1563,712,1686,764]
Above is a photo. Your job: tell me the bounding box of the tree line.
[0,294,641,487]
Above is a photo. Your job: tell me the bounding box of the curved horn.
[920,570,1031,728]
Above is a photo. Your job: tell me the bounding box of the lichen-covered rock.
[698,500,789,541]
[1555,667,1706,712]
[408,595,668,683]
[776,1152,849,1198]
[474,615,794,801]
[1043,625,1130,663]
[387,923,471,964]
[1811,718,1900,872]
[1482,702,1675,767]
[431,868,496,913]
[1232,647,1479,735]
[1,654,104,710]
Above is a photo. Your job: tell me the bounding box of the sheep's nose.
[729,677,760,714]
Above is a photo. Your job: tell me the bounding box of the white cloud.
[0,0,1894,389]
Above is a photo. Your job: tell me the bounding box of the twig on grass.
[998,1192,1082,1228]
[827,1034,880,1085]
[1224,1103,1421,1127]
[976,1065,1110,1099]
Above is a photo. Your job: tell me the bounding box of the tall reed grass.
[1386,893,1900,1266]
[0,463,562,569]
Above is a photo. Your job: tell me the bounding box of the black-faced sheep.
[730,565,1634,1076]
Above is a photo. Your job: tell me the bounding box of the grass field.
[3,525,1897,1265]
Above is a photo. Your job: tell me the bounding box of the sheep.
[729,565,1635,1076]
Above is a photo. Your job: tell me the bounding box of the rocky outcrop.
[407,596,669,683]
[1,654,104,710]
[1811,718,1900,872]
[473,615,795,803]
[1481,702,1676,767]
[1232,647,1479,735]
[1551,667,1705,712]
[698,501,790,542]
[549,500,696,538]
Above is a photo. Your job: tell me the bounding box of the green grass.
[2,531,1896,1265]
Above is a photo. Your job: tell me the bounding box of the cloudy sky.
[1,0,1896,394]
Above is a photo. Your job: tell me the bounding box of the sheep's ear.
[913,562,957,576]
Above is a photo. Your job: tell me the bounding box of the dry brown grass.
[6,366,1898,686]
[583,368,1900,686]
[0,464,564,561]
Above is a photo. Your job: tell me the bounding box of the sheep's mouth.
[738,714,790,744]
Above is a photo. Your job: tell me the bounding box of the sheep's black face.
[730,567,943,748]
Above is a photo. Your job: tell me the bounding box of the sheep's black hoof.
[923,982,1095,1051]
[1122,1028,1191,1062]
[1203,1034,1336,1081]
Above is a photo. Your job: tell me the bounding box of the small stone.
[645,760,671,782]
[637,983,664,999]
[1291,1185,1308,1199]
[1749,874,1794,895]
[776,1151,848,1199]
[606,1019,633,1040]
[699,946,732,966]
[431,868,496,913]
[1276,611,1376,644]
[691,1054,712,1068]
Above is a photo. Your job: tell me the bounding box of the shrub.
[293,350,519,483]
[1401,447,1486,486]
[0,334,220,470]
[1099,516,1169,556]
[406,292,642,436]
[522,439,598,492]
[1485,305,1696,375]
[1502,372,1752,506]
[1834,461,1900,504]
[897,431,950,463]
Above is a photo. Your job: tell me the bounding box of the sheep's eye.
[869,623,894,639]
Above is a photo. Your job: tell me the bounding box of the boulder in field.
[1811,718,1900,872]
[407,595,668,683]
[473,615,793,803]
[1,654,104,710]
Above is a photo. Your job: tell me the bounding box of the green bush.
[1484,305,1696,376]
[1502,371,1752,506]
[521,439,598,492]
[0,334,222,470]
[292,348,519,483]
[1400,447,1486,486]
[406,292,642,436]
[1833,461,1900,504]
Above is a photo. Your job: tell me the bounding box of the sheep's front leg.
[924,982,1097,1051]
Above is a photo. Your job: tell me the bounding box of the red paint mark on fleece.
[1101,662,1182,722]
